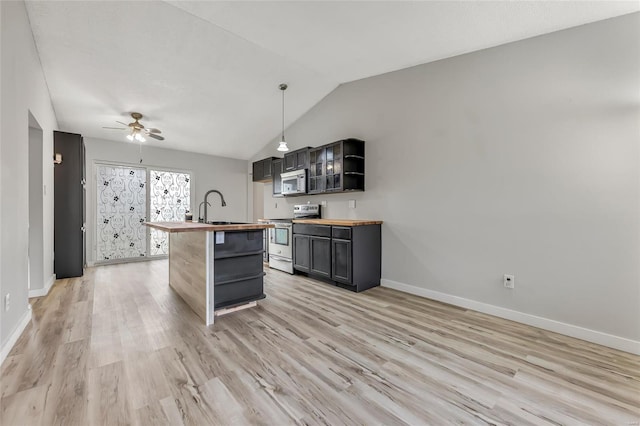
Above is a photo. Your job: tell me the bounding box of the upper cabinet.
[252,156,277,182]
[309,139,365,194]
[252,139,365,195]
[284,147,310,171]
[272,157,284,197]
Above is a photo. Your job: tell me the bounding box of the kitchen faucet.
[198,201,211,223]
[203,189,226,223]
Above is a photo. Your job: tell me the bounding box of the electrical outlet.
[4,293,10,312]
[321,200,327,207]
[504,274,515,289]
[348,199,356,209]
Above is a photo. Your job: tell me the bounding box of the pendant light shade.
[278,83,290,152]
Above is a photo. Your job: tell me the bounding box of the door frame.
[92,160,194,265]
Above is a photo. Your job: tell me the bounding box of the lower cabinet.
[293,223,380,292]
[331,239,352,284]
[310,236,331,278]
[293,234,310,273]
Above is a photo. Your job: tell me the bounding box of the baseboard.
[381,279,640,355]
[0,308,33,366]
[28,273,56,298]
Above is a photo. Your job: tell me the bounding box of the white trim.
[381,279,640,355]
[205,231,215,326]
[28,273,55,298]
[0,308,33,366]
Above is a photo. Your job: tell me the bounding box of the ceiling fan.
[103,112,164,142]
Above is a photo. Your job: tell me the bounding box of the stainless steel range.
[268,204,320,274]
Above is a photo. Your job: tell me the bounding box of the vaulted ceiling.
[26,1,639,159]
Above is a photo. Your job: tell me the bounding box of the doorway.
[28,112,44,293]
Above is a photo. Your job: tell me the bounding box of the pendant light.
[277,83,290,152]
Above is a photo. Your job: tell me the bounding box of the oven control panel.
[293,204,320,218]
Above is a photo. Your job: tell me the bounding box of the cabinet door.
[324,145,335,191]
[332,142,343,191]
[284,152,296,171]
[293,234,310,273]
[332,239,352,284]
[296,150,308,170]
[310,236,331,278]
[252,160,264,182]
[308,147,325,194]
[272,158,283,196]
[263,158,273,179]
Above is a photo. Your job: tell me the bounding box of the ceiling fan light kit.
[103,112,165,142]
[277,83,290,152]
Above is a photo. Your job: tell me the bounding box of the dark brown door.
[293,234,310,273]
[310,236,331,278]
[332,239,352,284]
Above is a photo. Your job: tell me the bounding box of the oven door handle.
[269,254,292,263]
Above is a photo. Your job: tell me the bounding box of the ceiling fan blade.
[116,121,130,127]
[144,128,162,134]
[147,133,165,141]
[103,126,127,130]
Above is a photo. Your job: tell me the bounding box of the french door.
[148,169,191,256]
[96,164,147,261]
[95,163,191,263]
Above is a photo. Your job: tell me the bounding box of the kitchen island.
[144,221,274,325]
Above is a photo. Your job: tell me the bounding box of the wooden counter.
[292,219,383,226]
[145,221,273,232]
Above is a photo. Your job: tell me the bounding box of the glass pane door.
[149,170,191,256]
[96,165,147,261]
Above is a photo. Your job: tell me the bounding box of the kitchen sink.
[206,221,251,225]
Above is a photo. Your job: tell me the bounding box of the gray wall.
[1,1,58,350]
[28,122,44,293]
[252,13,640,341]
[84,137,249,265]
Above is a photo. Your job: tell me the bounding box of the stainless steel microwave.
[281,169,306,195]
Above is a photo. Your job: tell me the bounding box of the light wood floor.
[1,261,639,425]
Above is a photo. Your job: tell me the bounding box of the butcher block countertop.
[292,219,383,226]
[145,221,274,233]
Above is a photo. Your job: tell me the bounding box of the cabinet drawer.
[331,226,351,240]
[293,224,331,237]
[213,230,263,258]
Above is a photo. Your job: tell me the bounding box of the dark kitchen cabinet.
[293,222,380,292]
[308,147,325,194]
[310,236,331,278]
[293,234,310,273]
[308,139,365,194]
[252,157,278,182]
[284,147,310,171]
[331,238,352,284]
[272,158,284,197]
[54,131,85,279]
[213,229,266,309]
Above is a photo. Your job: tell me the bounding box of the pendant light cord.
[281,86,285,142]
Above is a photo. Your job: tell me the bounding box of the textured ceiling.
[26,1,639,160]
